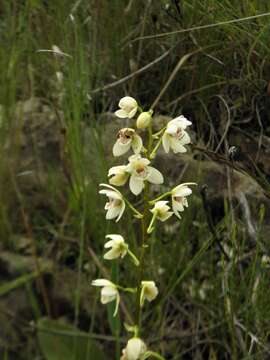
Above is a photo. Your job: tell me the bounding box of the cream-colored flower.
[99,184,125,222]
[108,165,129,186]
[91,279,120,316]
[136,111,152,129]
[171,183,196,219]
[104,234,128,260]
[162,115,192,153]
[115,96,138,119]
[140,281,158,307]
[121,337,147,360]
[113,128,143,157]
[126,155,164,195]
[150,201,173,221]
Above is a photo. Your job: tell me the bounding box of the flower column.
[92,96,195,360]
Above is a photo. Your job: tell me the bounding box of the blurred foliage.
[0,0,270,359]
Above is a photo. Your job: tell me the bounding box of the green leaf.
[37,317,105,360]
[0,271,38,296]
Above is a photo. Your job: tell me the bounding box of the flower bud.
[136,111,152,129]
[121,337,147,360]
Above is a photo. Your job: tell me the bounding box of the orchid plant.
[92,96,196,359]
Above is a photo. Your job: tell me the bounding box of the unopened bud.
[136,111,152,129]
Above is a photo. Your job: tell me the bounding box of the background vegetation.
[0,0,270,359]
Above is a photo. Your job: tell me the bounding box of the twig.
[132,12,270,42]
[90,50,171,94]
[234,317,270,355]
[150,47,210,110]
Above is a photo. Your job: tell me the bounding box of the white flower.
[150,201,173,221]
[162,115,192,153]
[99,184,125,222]
[113,128,143,157]
[140,281,158,307]
[91,279,120,316]
[121,337,147,360]
[126,155,164,195]
[115,96,138,119]
[136,111,152,129]
[104,234,128,260]
[171,182,196,219]
[108,165,129,186]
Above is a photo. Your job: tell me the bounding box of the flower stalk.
[92,96,195,358]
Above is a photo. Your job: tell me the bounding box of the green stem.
[124,197,143,218]
[135,116,154,332]
[152,126,166,139]
[149,136,163,159]
[127,249,140,266]
[135,191,148,332]
[117,285,137,293]
[149,191,171,205]
[147,212,157,234]
[147,126,153,156]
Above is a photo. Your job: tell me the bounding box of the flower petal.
[126,338,147,359]
[119,96,137,108]
[173,115,192,128]
[173,187,192,197]
[106,207,121,220]
[105,234,124,242]
[159,211,173,222]
[108,165,126,177]
[147,167,164,184]
[116,202,126,222]
[115,109,128,118]
[162,134,170,153]
[99,189,121,200]
[131,134,143,154]
[104,240,114,248]
[92,279,112,287]
[129,175,144,195]
[104,248,121,260]
[113,140,131,156]
[170,139,187,153]
[101,286,118,304]
[113,292,120,317]
[128,107,138,118]
[180,131,191,145]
